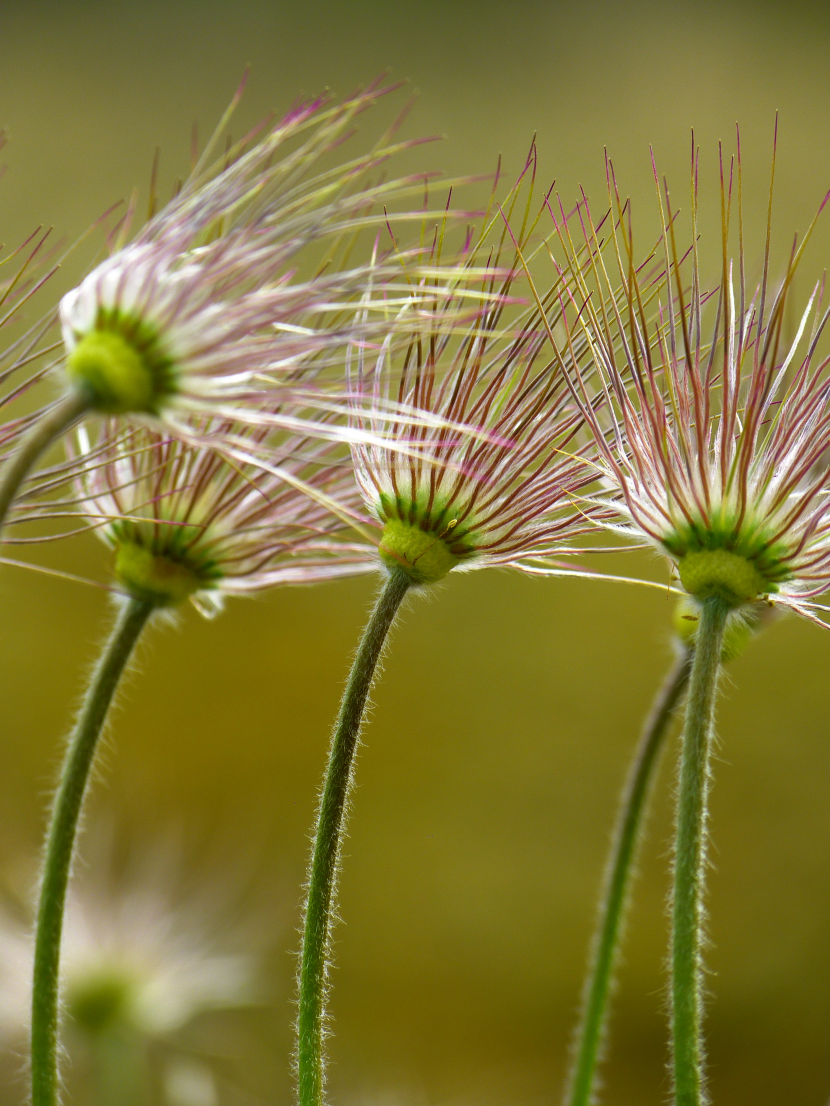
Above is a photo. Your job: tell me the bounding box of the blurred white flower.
[0,820,275,1104]
[60,884,257,1038]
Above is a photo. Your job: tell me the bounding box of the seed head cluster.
[6,105,830,629]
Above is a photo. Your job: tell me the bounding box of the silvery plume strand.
[0,204,88,543]
[70,416,377,616]
[59,76,478,436]
[549,140,830,624]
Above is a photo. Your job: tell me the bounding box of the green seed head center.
[115,541,204,607]
[67,331,158,414]
[379,518,462,584]
[677,548,772,607]
[66,308,178,414]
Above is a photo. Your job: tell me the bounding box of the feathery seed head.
[549,131,830,623]
[58,78,471,432]
[349,152,610,586]
[72,419,376,615]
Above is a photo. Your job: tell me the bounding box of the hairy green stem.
[296,567,411,1106]
[31,597,152,1106]
[566,646,693,1106]
[0,390,89,536]
[671,595,729,1106]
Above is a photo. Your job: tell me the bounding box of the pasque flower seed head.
[348,158,612,586]
[549,135,830,625]
[59,79,467,439]
[72,418,376,615]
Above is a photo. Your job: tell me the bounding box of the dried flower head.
[58,78,458,436]
[347,156,609,586]
[72,418,376,616]
[551,132,830,623]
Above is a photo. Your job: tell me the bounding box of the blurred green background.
[3,0,830,1103]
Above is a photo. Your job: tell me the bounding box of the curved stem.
[296,567,411,1106]
[31,597,153,1106]
[566,646,693,1106]
[671,596,729,1106]
[0,390,90,536]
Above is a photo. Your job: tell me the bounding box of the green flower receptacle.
[677,548,773,607]
[114,543,204,608]
[67,331,160,414]
[378,518,463,585]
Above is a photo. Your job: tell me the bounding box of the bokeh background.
[3,1,830,1103]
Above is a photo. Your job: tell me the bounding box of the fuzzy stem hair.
[566,646,693,1106]
[31,596,152,1106]
[296,567,411,1106]
[671,595,729,1106]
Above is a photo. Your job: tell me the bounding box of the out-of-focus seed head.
[0,817,273,1102]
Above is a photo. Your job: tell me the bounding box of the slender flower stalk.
[545,129,830,1103]
[297,566,411,1106]
[29,421,379,1103]
[671,594,728,1106]
[565,597,766,1106]
[32,598,152,1106]
[565,644,692,1106]
[294,154,616,1106]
